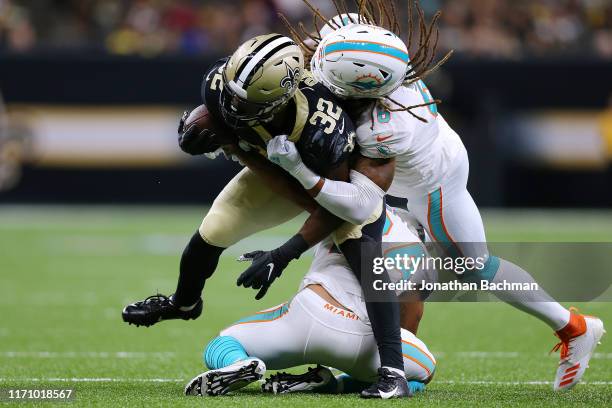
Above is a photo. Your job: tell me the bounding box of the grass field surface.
[0,206,611,407]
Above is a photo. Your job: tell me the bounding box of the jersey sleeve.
[356,105,413,159]
[296,119,354,176]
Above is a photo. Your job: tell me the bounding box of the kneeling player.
[185,207,435,397]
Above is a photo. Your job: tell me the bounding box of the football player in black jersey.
[122,34,408,398]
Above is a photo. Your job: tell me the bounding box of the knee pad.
[204,336,249,369]
[401,329,436,382]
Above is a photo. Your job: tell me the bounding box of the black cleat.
[262,365,333,394]
[122,293,202,327]
[360,367,411,399]
[185,358,266,396]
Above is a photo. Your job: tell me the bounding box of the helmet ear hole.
[379,70,390,79]
[353,62,365,67]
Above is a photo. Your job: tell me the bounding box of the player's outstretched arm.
[236,204,342,299]
[267,135,395,225]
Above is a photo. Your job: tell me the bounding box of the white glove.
[267,135,319,189]
[267,135,302,172]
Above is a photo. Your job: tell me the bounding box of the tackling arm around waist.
[305,156,395,225]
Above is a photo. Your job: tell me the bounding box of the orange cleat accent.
[551,309,605,391]
[552,309,587,360]
[556,309,587,341]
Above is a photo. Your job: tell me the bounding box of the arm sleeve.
[314,170,385,225]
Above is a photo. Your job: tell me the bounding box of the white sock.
[170,295,198,312]
[491,258,571,331]
[178,303,198,312]
[383,366,406,378]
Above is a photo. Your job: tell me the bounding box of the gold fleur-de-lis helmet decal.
[280,61,301,92]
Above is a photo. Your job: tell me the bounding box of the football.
[184,104,213,130]
[182,104,226,153]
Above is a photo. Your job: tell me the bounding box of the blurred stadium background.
[0,0,611,206]
[0,1,611,405]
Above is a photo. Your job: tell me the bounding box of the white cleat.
[553,316,605,391]
[262,365,334,394]
[185,357,266,396]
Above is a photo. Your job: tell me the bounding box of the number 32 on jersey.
[309,98,343,134]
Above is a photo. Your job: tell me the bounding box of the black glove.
[237,234,309,300]
[177,110,220,155]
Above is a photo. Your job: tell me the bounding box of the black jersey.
[201,58,355,176]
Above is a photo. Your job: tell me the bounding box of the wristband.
[290,162,320,190]
[272,234,310,261]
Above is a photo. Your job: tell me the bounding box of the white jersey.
[300,207,424,324]
[355,82,465,197]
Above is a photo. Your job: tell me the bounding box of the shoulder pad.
[297,125,352,175]
[200,58,229,122]
[296,89,356,175]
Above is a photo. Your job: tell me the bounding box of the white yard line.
[2,351,611,359]
[0,378,611,385]
[437,380,612,386]
[0,378,183,383]
[432,351,612,359]
[0,352,176,358]
[453,351,520,358]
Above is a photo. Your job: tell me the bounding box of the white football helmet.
[311,23,409,99]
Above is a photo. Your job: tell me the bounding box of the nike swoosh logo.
[266,263,275,281]
[338,119,345,134]
[379,386,398,399]
[376,134,392,142]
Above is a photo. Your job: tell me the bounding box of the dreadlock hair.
[279,0,453,124]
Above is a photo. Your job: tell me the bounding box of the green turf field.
[0,206,611,407]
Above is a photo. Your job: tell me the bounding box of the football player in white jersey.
[269,2,604,391]
[184,208,436,397]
